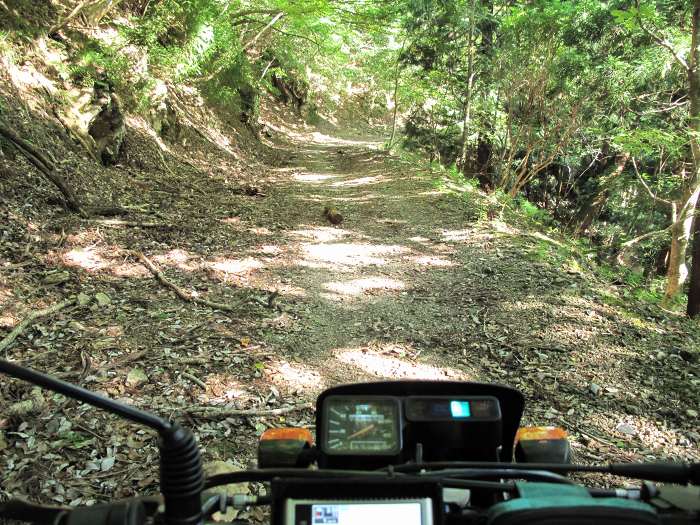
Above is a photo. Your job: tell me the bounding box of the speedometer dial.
[322,396,401,455]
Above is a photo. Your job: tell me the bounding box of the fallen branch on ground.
[165,403,311,418]
[0,298,76,354]
[135,252,241,312]
[181,371,207,390]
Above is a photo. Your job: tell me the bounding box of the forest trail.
[252,132,479,388]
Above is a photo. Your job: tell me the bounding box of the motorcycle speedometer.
[321,396,402,455]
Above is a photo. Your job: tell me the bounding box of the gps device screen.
[286,499,433,525]
[312,502,421,525]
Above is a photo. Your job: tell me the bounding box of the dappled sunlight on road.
[334,347,466,380]
[63,246,107,271]
[291,226,354,242]
[322,276,405,299]
[209,257,265,275]
[294,172,338,183]
[268,360,324,391]
[331,175,386,187]
[440,229,473,242]
[302,243,407,267]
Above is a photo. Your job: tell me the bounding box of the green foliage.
[517,197,553,226]
[69,42,132,89]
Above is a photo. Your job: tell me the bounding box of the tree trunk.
[666,214,688,300]
[474,0,495,186]
[686,0,700,316]
[388,43,404,149]
[574,153,629,235]
[688,200,700,316]
[458,0,477,172]
[665,189,700,301]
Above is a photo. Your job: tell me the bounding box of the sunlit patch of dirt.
[619,414,697,456]
[203,374,251,404]
[65,229,105,246]
[323,277,405,298]
[331,175,385,187]
[301,243,408,267]
[441,229,473,242]
[306,131,380,148]
[110,262,150,278]
[290,227,353,242]
[249,227,273,236]
[267,360,324,392]
[324,194,379,203]
[209,257,265,275]
[62,247,108,271]
[334,347,466,380]
[417,189,447,196]
[153,249,200,272]
[259,245,283,256]
[294,173,337,183]
[407,236,432,244]
[0,285,18,328]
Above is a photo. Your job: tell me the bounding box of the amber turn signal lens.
[515,426,568,443]
[260,427,314,444]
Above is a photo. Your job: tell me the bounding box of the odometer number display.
[322,396,401,455]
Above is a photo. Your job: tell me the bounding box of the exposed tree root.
[0,120,86,216]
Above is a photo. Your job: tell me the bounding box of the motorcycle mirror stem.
[0,358,205,525]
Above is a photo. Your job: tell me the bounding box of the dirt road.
[2,127,698,503]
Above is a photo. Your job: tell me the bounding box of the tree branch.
[228,8,285,19]
[242,12,284,51]
[632,157,673,206]
[265,25,321,48]
[635,7,689,71]
[621,224,672,248]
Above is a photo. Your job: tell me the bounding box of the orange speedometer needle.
[347,424,375,440]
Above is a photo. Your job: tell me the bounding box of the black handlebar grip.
[159,424,205,525]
